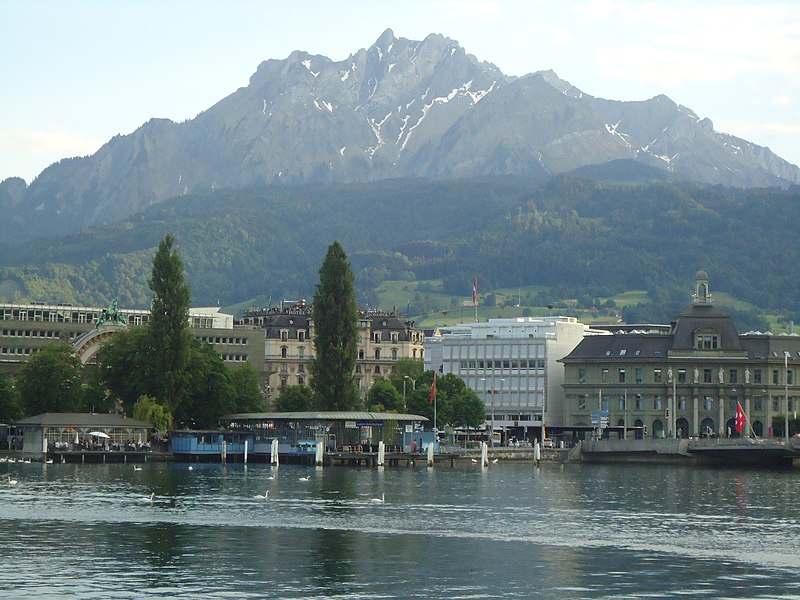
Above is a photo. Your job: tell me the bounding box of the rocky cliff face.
[2,29,798,242]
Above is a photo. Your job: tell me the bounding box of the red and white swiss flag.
[735,402,746,434]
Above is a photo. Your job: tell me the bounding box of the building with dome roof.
[561,271,800,440]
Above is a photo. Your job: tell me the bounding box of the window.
[754,369,762,384]
[635,394,643,410]
[729,369,738,384]
[578,395,586,410]
[281,331,288,342]
[374,348,381,360]
[754,397,763,411]
[297,376,305,385]
[789,370,794,385]
[678,369,686,383]
[773,370,779,385]
[298,347,305,358]
[281,346,288,358]
[391,348,398,360]
[704,369,712,383]
[654,395,662,410]
[695,332,719,350]
[619,369,626,383]
[619,395,626,410]
[374,332,381,343]
[704,396,713,411]
[578,368,586,384]
[653,369,662,383]
[601,369,609,383]
[298,330,305,342]
[678,396,687,410]
[635,368,643,383]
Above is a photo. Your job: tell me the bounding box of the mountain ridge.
[1,28,798,243]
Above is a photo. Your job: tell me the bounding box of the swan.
[471,458,478,463]
[254,490,269,500]
[133,465,142,471]
[188,466,194,471]
[369,493,385,504]
[141,492,154,502]
[492,458,499,464]
[7,475,18,485]
[298,476,310,481]
[45,459,54,464]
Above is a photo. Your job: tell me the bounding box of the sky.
[1,0,799,183]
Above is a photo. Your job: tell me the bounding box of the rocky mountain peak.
[1,30,797,243]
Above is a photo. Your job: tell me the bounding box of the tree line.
[0,238,486,434]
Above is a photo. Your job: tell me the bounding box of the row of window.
[459,359,545,370]
[0,347,37,355]
[1,329,61,339]
[199,336,250,345]
[221,354,249,362]
[1,309,146,325]
[577,394,793,413]
[580,367,794,386]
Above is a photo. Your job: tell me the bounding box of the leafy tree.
[310,241,360,410]
[17,344,84,415]
[0,373,20,422]
[405,372,485,431]
[276,385,314,411]
[99,326,156,412]
[367,378,404,413]
[179,339,235,428]
[148,234,192,413]
[230,362,265,413]
[133,394,173,432]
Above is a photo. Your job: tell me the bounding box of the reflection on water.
[1,460,799,598]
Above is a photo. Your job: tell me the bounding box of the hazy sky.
[2,0,799,183]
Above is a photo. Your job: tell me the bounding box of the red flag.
[473,277,477,304]
[735,402,746,433]
[429,373,436,405]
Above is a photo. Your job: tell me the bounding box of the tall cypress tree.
[148,234,192,413]
[310,241,360,410]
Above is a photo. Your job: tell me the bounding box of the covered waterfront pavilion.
[10,412,153,461]
[223,411,428,453]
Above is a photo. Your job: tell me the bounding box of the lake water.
[1,459,799,599]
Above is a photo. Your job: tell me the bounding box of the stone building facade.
[561,271,800,439]
[239,301,425,406]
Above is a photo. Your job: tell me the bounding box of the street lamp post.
[497,378,504,446]
[785,352,790,443]
[480,377,487,443]
[403,375,416,408]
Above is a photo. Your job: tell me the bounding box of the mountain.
[1,29,798,244]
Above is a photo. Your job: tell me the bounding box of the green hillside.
[0,175,797,333]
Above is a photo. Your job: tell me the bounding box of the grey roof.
[562,334,672,361]
[224,411,428,422]
[670,304,742,351]
[13,412,151,428]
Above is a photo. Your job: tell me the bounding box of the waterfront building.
[424,316,600,443]
[0,302,265,378]
[561,271,800,440]
[239,301,425,406]
[10,412,152,459]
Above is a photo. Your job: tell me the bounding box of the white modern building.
[425,316,602,443]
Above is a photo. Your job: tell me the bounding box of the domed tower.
[692,270,712,306]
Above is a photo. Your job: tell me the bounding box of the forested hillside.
[0,175,798,327]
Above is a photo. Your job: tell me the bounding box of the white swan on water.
[369,493,385,504]
[254,491,269,500]
[7,475,18,485]
[298,476,310,482]
[141,492,154,503]
[133,465,142,471]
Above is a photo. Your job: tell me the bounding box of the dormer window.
[694,330,719,350]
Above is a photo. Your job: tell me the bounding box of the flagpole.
[473,276,478,322]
